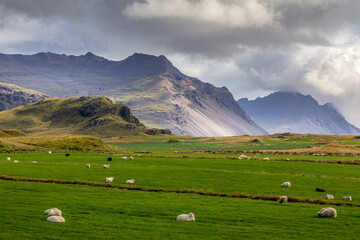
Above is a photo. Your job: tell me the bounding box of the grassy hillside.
[0,96,171,137]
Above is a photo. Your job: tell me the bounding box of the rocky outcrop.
[0,96,171,137]
[0,82,48,111]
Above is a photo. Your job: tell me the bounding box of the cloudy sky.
[1,0,360,125]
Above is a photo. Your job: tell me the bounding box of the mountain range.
[238,91,360,135]
[0,52,267,137]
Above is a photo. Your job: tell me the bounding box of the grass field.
[1,134,360,239]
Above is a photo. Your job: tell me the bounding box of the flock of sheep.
[85,155,136,184]
[279,181,352,218]
[4,152,354,223]
[44,152,193,223]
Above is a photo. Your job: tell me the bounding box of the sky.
[1,0,360,125]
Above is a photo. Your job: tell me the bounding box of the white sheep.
[105,177,114,183]
[176,213,195,221]
[125,179,135,184]
[44,208,62,216]
[255,154,259,158]
[122,156,127,160]
[47,216,65,223]
[278,196,288,204]
[86,164,91,168]
[48,151,52,154]
[240,154,247,158]
[281,182,291,188]
[325,194,334,200]
[130,156,134,160]
[6,157,10,161]
[245,157,251,160]
[237,157,242,160]
[32,161,37,163]
[103,164,110,168]
[343,196,352,201]
[317,207,337,218]
[263,157,269,161]
[14,160,19,163]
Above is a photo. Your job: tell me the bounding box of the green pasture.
[1,181,359,240]
[1,153,359,204]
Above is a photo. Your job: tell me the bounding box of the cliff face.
[238,91,360,135]
[0,82,48,111]
[0,52,267,136]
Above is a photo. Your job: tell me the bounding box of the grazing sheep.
[103,164,110,168]
[125,179,135,183]
[130,156,134,160]
[325,194,334,200]
[281,182,291,188]
[48,151,52,154]
[255,154,259,158]
[32,161,37,163]
[174,151,178,153]
[65,153,70,157]
[125,179,135,184]
[107,157,112,161]
[286,158,290,161]
[245,157,251,160]
[321,153,326,156]
[316,188,325,192]
[278,196,288,204]
[122,156,127,160]
[6,157,10,161]
[44,208,62,216]
[317,207,337,218]
[240,154,247,158]
[176,213,195,221]
[343,196,352,201]
[237,157,242,160]
[14,160,19,163]
[105,177,114,183]
[263,157,270,161]
[86,164,91,168]
[47,216,65,223]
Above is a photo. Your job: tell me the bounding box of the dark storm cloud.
[1,0,360,125]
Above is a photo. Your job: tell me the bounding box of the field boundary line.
[136,154,360,165]
[1,175,358,208]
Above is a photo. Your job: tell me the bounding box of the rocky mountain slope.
[0,96,170,137]
[0,82,48,111]
[0,52,267,136]
[238,91,360,135]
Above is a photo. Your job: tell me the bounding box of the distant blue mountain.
[237,91,360,135]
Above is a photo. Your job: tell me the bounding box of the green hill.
[0,96,171,137]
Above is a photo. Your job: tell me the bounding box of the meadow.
[1,133,360,239]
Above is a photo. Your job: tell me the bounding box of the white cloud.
[124,0,277,29]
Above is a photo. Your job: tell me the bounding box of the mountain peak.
[238,91,360,135]
[108,53,182,79]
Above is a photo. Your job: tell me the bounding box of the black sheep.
[107,157,112,161]
[316,188,325,192]
[65,153,70,157]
